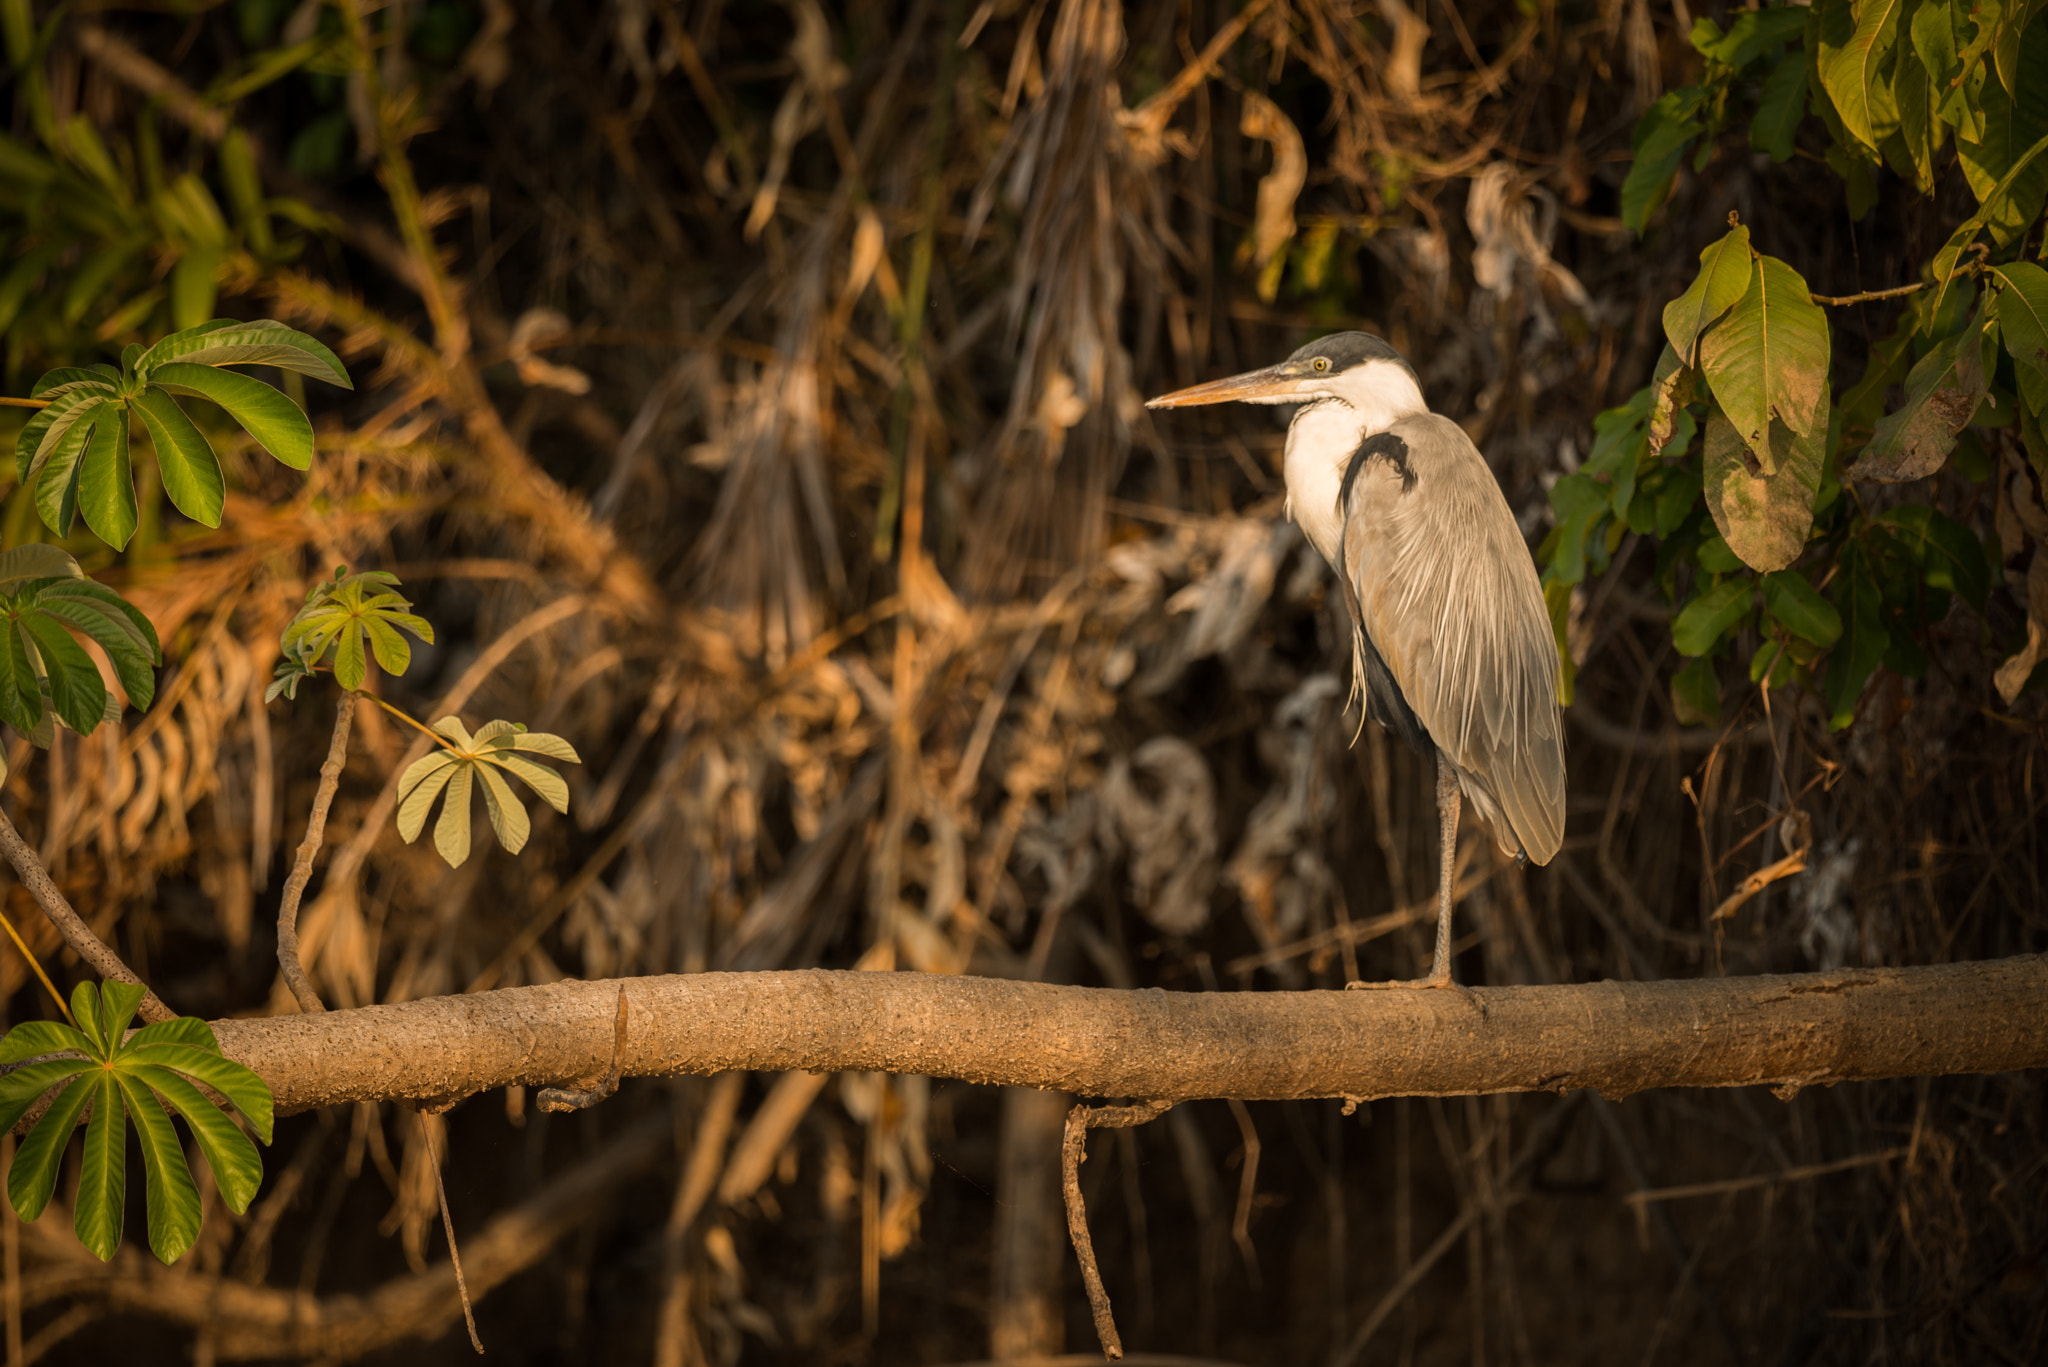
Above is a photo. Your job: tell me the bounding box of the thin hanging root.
[420,1109,484,1354]
[1061,1099,1173,1361]
[538,987,631,1112]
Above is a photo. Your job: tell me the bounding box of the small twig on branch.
[1808,282,1927,307]
[1062,1099,1173,1361]
[1622,1146,1906,1210]
[538,986,630,1112]
[277,694,356,1015]
[0,809,171,1023]
[418,1110,484,1354]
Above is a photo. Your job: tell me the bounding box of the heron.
[1147,332,1564,989]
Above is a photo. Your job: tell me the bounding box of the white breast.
[1283,401,1371,566]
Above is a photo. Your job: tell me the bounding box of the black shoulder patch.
[1337,431,1415,511]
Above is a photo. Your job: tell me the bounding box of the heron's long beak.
[1145,363,1308,408]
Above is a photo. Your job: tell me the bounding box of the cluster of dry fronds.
[2,2,2041,1364]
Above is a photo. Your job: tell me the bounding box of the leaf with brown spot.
[1705,409,1822,573]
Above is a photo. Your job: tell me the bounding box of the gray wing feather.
[1339,414,1566,863]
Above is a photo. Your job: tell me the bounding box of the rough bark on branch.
[211,956,2048,1116]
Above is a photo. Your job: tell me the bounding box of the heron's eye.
[1312,357,1330,372]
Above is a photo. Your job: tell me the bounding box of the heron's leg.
[1346,750,1469,994]
[1422,749,1461,987]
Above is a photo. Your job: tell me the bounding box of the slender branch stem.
[1062,1099,1174,1360]
[0,397,48,410]
[365,692,461,752]
[276,694,355,1014]
[1809,281,1928,307]
[0,808,172,1023]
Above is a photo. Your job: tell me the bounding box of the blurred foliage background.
[0,0,2044,1363]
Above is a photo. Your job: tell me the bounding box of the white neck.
[1281,360,1427,563]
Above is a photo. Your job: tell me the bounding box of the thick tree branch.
[209,955,2048,1117]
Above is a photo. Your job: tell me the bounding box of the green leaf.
[19,610,107,735]
[123,1044,274,1144]
[1887,39,1943,192]
[1646,346,1700,459]
[1848,307,1987,482]
[75,1073,127,1261]
[132,385,225,527]
[1704,409,1824,572]
[113,1072,202,1263]
[277,567,435,695]
[28,577,163,709]
[1544,474,1611,586]
[435,763,475,867]
[1930,129,2048,322]
[31,403,93,537]
[0,1057,93,1138]
[397,753,460,842]
[1699,254,1832,467]
[1673,577,1756,657]
[1909,0,1962,89]
[1992,262,2048,382]
[1663,226,1754,366]
[7,1062,97,1223]
[78,403,138,548]
[1817,0,1906,155]
[1955,17,2048,246]
[134,320,352,389]
[147,361,314,470]
[1701,6,1811,69]
[1671,656,1723,725]
[1823,544,1889,727]
[125,1066,264,1212]
[1751,50,1808,162]
[1878,504,1993,611]
[394,717,583,867]
[1622,89,1707,233]
[1763,570,1843,645]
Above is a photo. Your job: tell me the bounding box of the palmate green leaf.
[0,566,162,742]
[132,384,225,527]
[1847,305,1988,482]
[1664,226,1753,366]
[1699,254,1831,470]
[0,982,273,1265]
[1673,576,1756,657]
[1816,0,1905,156]
[149,361,314,470]
[396,718,583,867]
[28,575,163,708]
[277,568,435,695]
[133,320,352,389]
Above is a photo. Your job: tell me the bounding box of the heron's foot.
[1345,973,1484,1013]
